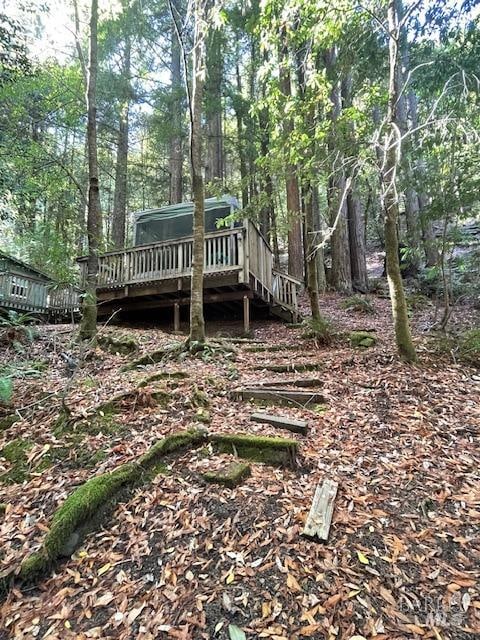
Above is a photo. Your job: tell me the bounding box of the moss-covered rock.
[210,434,298,468]
[349,331,377,348]
[98,334,138,355]
[194,407,211,424]
[202,462,251,488]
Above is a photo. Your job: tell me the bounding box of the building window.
[10,278,28,299]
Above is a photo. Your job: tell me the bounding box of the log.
[232,388,325,408]
[250,412,308,435]
[303,479,338,541]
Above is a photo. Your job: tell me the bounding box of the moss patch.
[121,343,182,371]
[210,433,298,468]
[0,439,34,485]
[98,335,138,355]
[202,462,251,488]
[349,331,377,348]
[0,415,19,431]
[17,430,206,586]
[138,371,189,387]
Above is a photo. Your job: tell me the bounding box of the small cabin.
[78,196,302,329]
[0,250,79,316]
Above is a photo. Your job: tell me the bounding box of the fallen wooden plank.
[250,412,308,435]
[233,388,325,408]
[303,479,338,541]
[252,378,323,388]
[253,363,323,373]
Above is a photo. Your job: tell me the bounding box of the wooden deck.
[78,222,302,324]
[0,271,80,317]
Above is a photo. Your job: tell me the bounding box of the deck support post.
[243,295,250,335]
[174,302,180,333]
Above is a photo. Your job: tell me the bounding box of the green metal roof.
[133,196,239,224]
[0,249,52,281]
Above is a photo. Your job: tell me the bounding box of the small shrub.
[301,316,335,345]
[0,311,39,345]
[341,295,375,314]
[458,329,480,367]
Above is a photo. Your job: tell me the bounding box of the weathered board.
[303,479,338,541]
[253,378,323,388]
[253,363,323,373]
[250,412,308,435]
[233,388,325,408]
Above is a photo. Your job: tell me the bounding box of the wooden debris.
[202,462,251,488]
[210,433,298,467]
[252,377,323,388]
[303,479,338,541]
[232,388,325,408]
[250,412,308,435]
[254,363,323,373]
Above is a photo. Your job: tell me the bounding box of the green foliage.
[341,295,375,314]
[0,378,13,405]
[458,329,480,367]
[0,310,38,344]
[301,316,335,344]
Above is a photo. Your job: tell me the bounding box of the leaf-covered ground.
[0,293,479,640]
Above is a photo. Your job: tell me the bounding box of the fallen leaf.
[356,551,369,565]
[228,624,246,640]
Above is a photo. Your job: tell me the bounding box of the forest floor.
[0,292,479,640]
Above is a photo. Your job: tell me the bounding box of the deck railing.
[272,270,300,310]
[79,228,244,289]
[0,272,49,313]
[0,271,80,315]
[78,224,302,313]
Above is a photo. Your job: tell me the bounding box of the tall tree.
[169,5,183,204]
[79,0,101,340]
[111,15,131,248]
[170,0,209,343]
[205,27,224,187]
[380,0,417,361]
[279,30,303,280]
[324,46,352,294]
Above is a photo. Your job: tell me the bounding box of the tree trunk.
[347,191,368,292]
[234,55,249,208]
[169,18,183,204]
[79,0,101,341]
[188,0,207,343]
[205,28,223,188]
[381,0,417,362]
[312,186,326,294]
[279,34,303,280]
[304,183,321,320]
[111,30,130,249]
[325,47,352,293]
